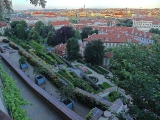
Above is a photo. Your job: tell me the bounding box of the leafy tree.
[19,56,26,64]
[40,25,48,38]
[66,38,80,60]
[4,28,12,37]
[84,39,105,65]
[28,28,40,41]
[81,26,93,40]
[57,85,75,102]
[73,29,81,39]
[10,21,19,29]
[108,43,160,119]
[149,28,160,34]
[47,31,55,45]
[53,26,75,45]
[16,24,26,39]
[94,29,98,34]
[34,21,44,34]
[18,20,27,28]
[48,23,55,33]
[0,0,46,20]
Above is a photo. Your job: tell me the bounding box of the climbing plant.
[0,64,29,120]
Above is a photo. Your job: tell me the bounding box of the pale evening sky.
[12,0,160,10]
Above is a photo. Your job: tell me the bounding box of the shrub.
[95,65,109,74]
[3,39,10,43]
[77,59,86,64]
[86,109,93,120]
[9,42,19,50]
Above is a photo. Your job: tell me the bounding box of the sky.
[12,0,160,10]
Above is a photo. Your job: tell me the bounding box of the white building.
[132,17,160,32]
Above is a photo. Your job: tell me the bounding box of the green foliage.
[4,28,12,37]
[77,59,86,64]
[94,66,109,74]
[59,56,73,67]
[106,91,120,102]
[47,31,55,45]
[16,23,26,39]
[30,40,44,52]
[28,28,40,41]
[0,64,29,120]
[36,51,57,65]
[81,26,93,40]
[58,69,95,92]
[109,43,160,119]
[86,109,93,120]
[57,85,75,101]
[9,42,19,50]
[67,38,80,60]
[19,56,26,64]
[149,28,160,34]
[48,53,66,65]
[84,39,105,65]
[34,21,44,34]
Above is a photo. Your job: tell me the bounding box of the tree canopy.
[28,28,40,41]
[81,26,93,40]
[108,43,160,119]
[52,26,75,45]
[84,39,105,65]
[0,0,47,21]
[47,31,55,45]
[66,38,80,60]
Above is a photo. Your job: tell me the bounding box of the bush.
[86,63,103,74]
[59,56,73,67]
[106,91,120,102]
[3,39,10,43]
[48,53,66,65]
[9,42,19,50]
[95,65,109,74]
[86,109,93,120]
[77,59,86,64]
[75,91,108,111]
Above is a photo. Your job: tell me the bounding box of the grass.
[102,82,111,89]
[106,91,120,102]
[87,70,92,74]
[95,82,111,94]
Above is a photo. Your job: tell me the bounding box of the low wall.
[1,53,84,120]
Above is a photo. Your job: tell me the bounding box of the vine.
[0,64,29,120]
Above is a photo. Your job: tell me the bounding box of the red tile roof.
[52,21,70,26]
[0,22,8,27]
[104,52,114,58]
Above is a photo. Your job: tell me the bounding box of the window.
[105,38,108,41]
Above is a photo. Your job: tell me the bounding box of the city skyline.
[12,0,160,10]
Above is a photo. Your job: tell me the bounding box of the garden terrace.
[58,69,95,93]
[48,52,66,65]
[1,53,84,120]
[75,88,113,110]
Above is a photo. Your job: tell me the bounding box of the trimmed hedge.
[75,90,108,111]
[9,42,19,50]
[58,69,94,93]
[18,50,64,88]
[3,39,10,43]
[48,53,66,65]
[59,56,73,67]
[95,66,109,74]
[77,59,86,64]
